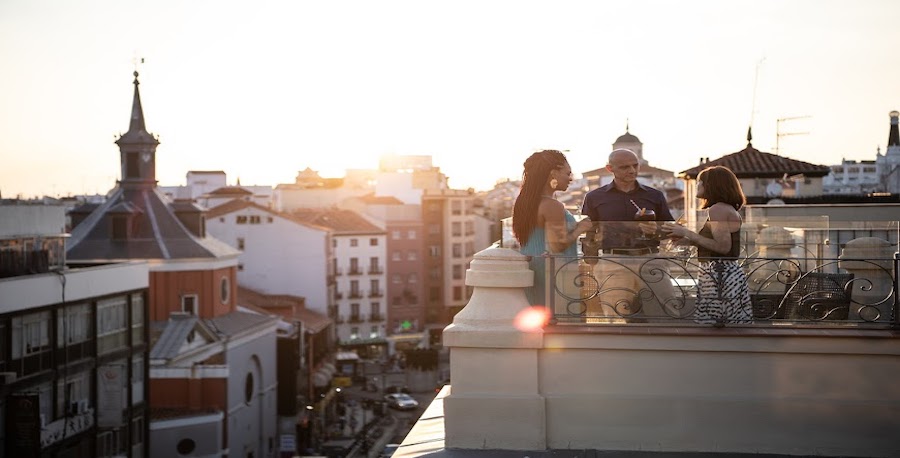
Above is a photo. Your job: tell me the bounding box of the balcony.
[368,266,384,275]
[348,268,364,276]
[348,291,363,299]
[399,224,900,458]
[369,313,384,322]
[333,267,343,276]
[368,289,383,298]
[348,314,363,324]
[333,291,343,300]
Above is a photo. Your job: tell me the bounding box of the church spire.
[746,126,753,148]
[115,71,159,188]
[888,110,899,147]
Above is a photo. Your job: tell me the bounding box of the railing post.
[895,251,900,327]
[839,237,894,322]
[442,247,546,450]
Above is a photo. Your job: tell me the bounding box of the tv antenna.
[775,115,810,155]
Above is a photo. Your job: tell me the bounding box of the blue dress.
[520,210,578,306]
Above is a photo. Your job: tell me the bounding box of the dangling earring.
[549,178,559,189]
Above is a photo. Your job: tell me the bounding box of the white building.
[290,209,389,358]
[205,199,335,316]
[823,110,900,195]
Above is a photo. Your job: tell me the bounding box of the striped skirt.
[695,260,753,324]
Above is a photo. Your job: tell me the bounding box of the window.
[408,230,416,239]
[350,280,360,296]
[369,257,379,272]
[452,265,462,280]
[370,326,379,339]
[249,215,261,224]
[97,298,127,354]
[57,372,89,417]
[407,250,418,261]
[453,286,463,301]
[392,250,401,261]
[350,327,359,340]
[220,276,230,304]
[370,302,380,317]
[370,238,378,246]
[219,217,224,222]
[125,152,139,178]
[351,303,360,318]
[132,355,145,404]
[267,216,273,223]
[392,230,401,240]
[236,215,248,224]
[392,274,402,284]
[452,222,462,236]
[111,216,128,240]
[429,287,440,302]
[429,245,440,257]
[408,273,418,284]
[370,279,380,295]
[350,258,359,274]
[350,239,358,247]
[452,243,462,258]
[430,267,440,280]
[58,303,90,347]
[428,224,440,235]
[131,293,144,345]
[181,295,198,315]
[237,237,245,250]
[332,239,337,248]
[13,311,50,357]
[451,201,462,215]
[244,372,254,404]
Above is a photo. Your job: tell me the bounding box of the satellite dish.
[766,181,783,197]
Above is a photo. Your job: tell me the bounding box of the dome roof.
[615,131,641,144]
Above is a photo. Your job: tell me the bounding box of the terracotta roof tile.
[290,208,384,234]
[679,144,830,179]
[238,286,331,333]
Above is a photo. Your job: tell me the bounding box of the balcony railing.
[436,239,900,457]
[349,314,363,323]
[523,220,899,327]
[348,291,363,299]
[368,289,383,298]
[348,268,364,276]
[369,313,384,322]
[543,248,897,327]
[368,266,384,275]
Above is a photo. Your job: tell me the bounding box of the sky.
[1,0,899,198]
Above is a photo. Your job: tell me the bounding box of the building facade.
[1,205,150,458]
[64,72,279,457]
[205,199,336,316]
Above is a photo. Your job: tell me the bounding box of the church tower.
[612,121,646,165]
[115,71,159,188]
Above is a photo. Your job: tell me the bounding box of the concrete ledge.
[444,394,546,450]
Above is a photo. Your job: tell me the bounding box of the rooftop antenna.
[775,115,811,155]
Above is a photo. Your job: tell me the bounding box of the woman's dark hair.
[697,166,746,210]
[512,149,568,245]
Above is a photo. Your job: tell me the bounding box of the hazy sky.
[2,0,899,198]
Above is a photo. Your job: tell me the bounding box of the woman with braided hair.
[513,150,593,305]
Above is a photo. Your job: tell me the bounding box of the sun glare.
[514,306,551,332]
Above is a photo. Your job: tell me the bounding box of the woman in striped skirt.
[661,166,752,324]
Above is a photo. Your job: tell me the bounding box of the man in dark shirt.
[582,148,674,253]
[580,149,679,320]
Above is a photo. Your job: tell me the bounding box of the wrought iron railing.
[543,251,898,327]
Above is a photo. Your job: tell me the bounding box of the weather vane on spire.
[132,52,145,77]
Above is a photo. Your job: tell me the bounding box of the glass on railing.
[522,219,898,328]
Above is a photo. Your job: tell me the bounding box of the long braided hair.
[512,149,568,246]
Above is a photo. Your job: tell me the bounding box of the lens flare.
[514,306,550,331]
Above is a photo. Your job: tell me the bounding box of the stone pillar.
[839,237,895,322]
[443,247,546,450]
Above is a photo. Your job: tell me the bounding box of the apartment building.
[0,205,150,458]
[292,209,388,359]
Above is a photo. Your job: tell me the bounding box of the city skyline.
[2,0,899,198]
